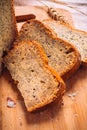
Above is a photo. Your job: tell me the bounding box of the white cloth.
[14,0,87,31]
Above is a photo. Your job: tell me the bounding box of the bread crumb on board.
[67,93,77,100]
[7,97,16,108]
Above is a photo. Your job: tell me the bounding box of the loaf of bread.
[3,41,66,112]
[14,19,81,79]
[0,0,18,75]
[43,19,87,66]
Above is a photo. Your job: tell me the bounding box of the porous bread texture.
[14,19,81,79]
[4,41,66,112]
[0,0,18,75]
[43,19,87,66]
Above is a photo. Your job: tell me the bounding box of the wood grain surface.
[0,6,87,130]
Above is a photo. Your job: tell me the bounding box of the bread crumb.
[7,97,16,108]
[67,93,77,100]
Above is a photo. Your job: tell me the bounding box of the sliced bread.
[43,19,87,66]
[0,0,18,75]
[3,40,66,112]
[14,19,81,79]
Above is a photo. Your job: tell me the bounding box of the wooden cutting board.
[0,6,87,130]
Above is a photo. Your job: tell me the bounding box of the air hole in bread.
[60,49,63,52]
[24,29,28,31]
[47,55,51,58]
[12,61,15,64]
[40,80,45,83]
[33,88,36,90]
[65,48,74,54]
[33,95,36,98]
[22,57,24,60]
[31,69,34,72]
[27,21,30,24]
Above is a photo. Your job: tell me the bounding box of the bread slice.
[14,19,81,79]
[3,40,66,112]
[43,19,87,66]
[0,0,18,75]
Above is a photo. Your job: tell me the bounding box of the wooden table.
[0,5,87,130]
